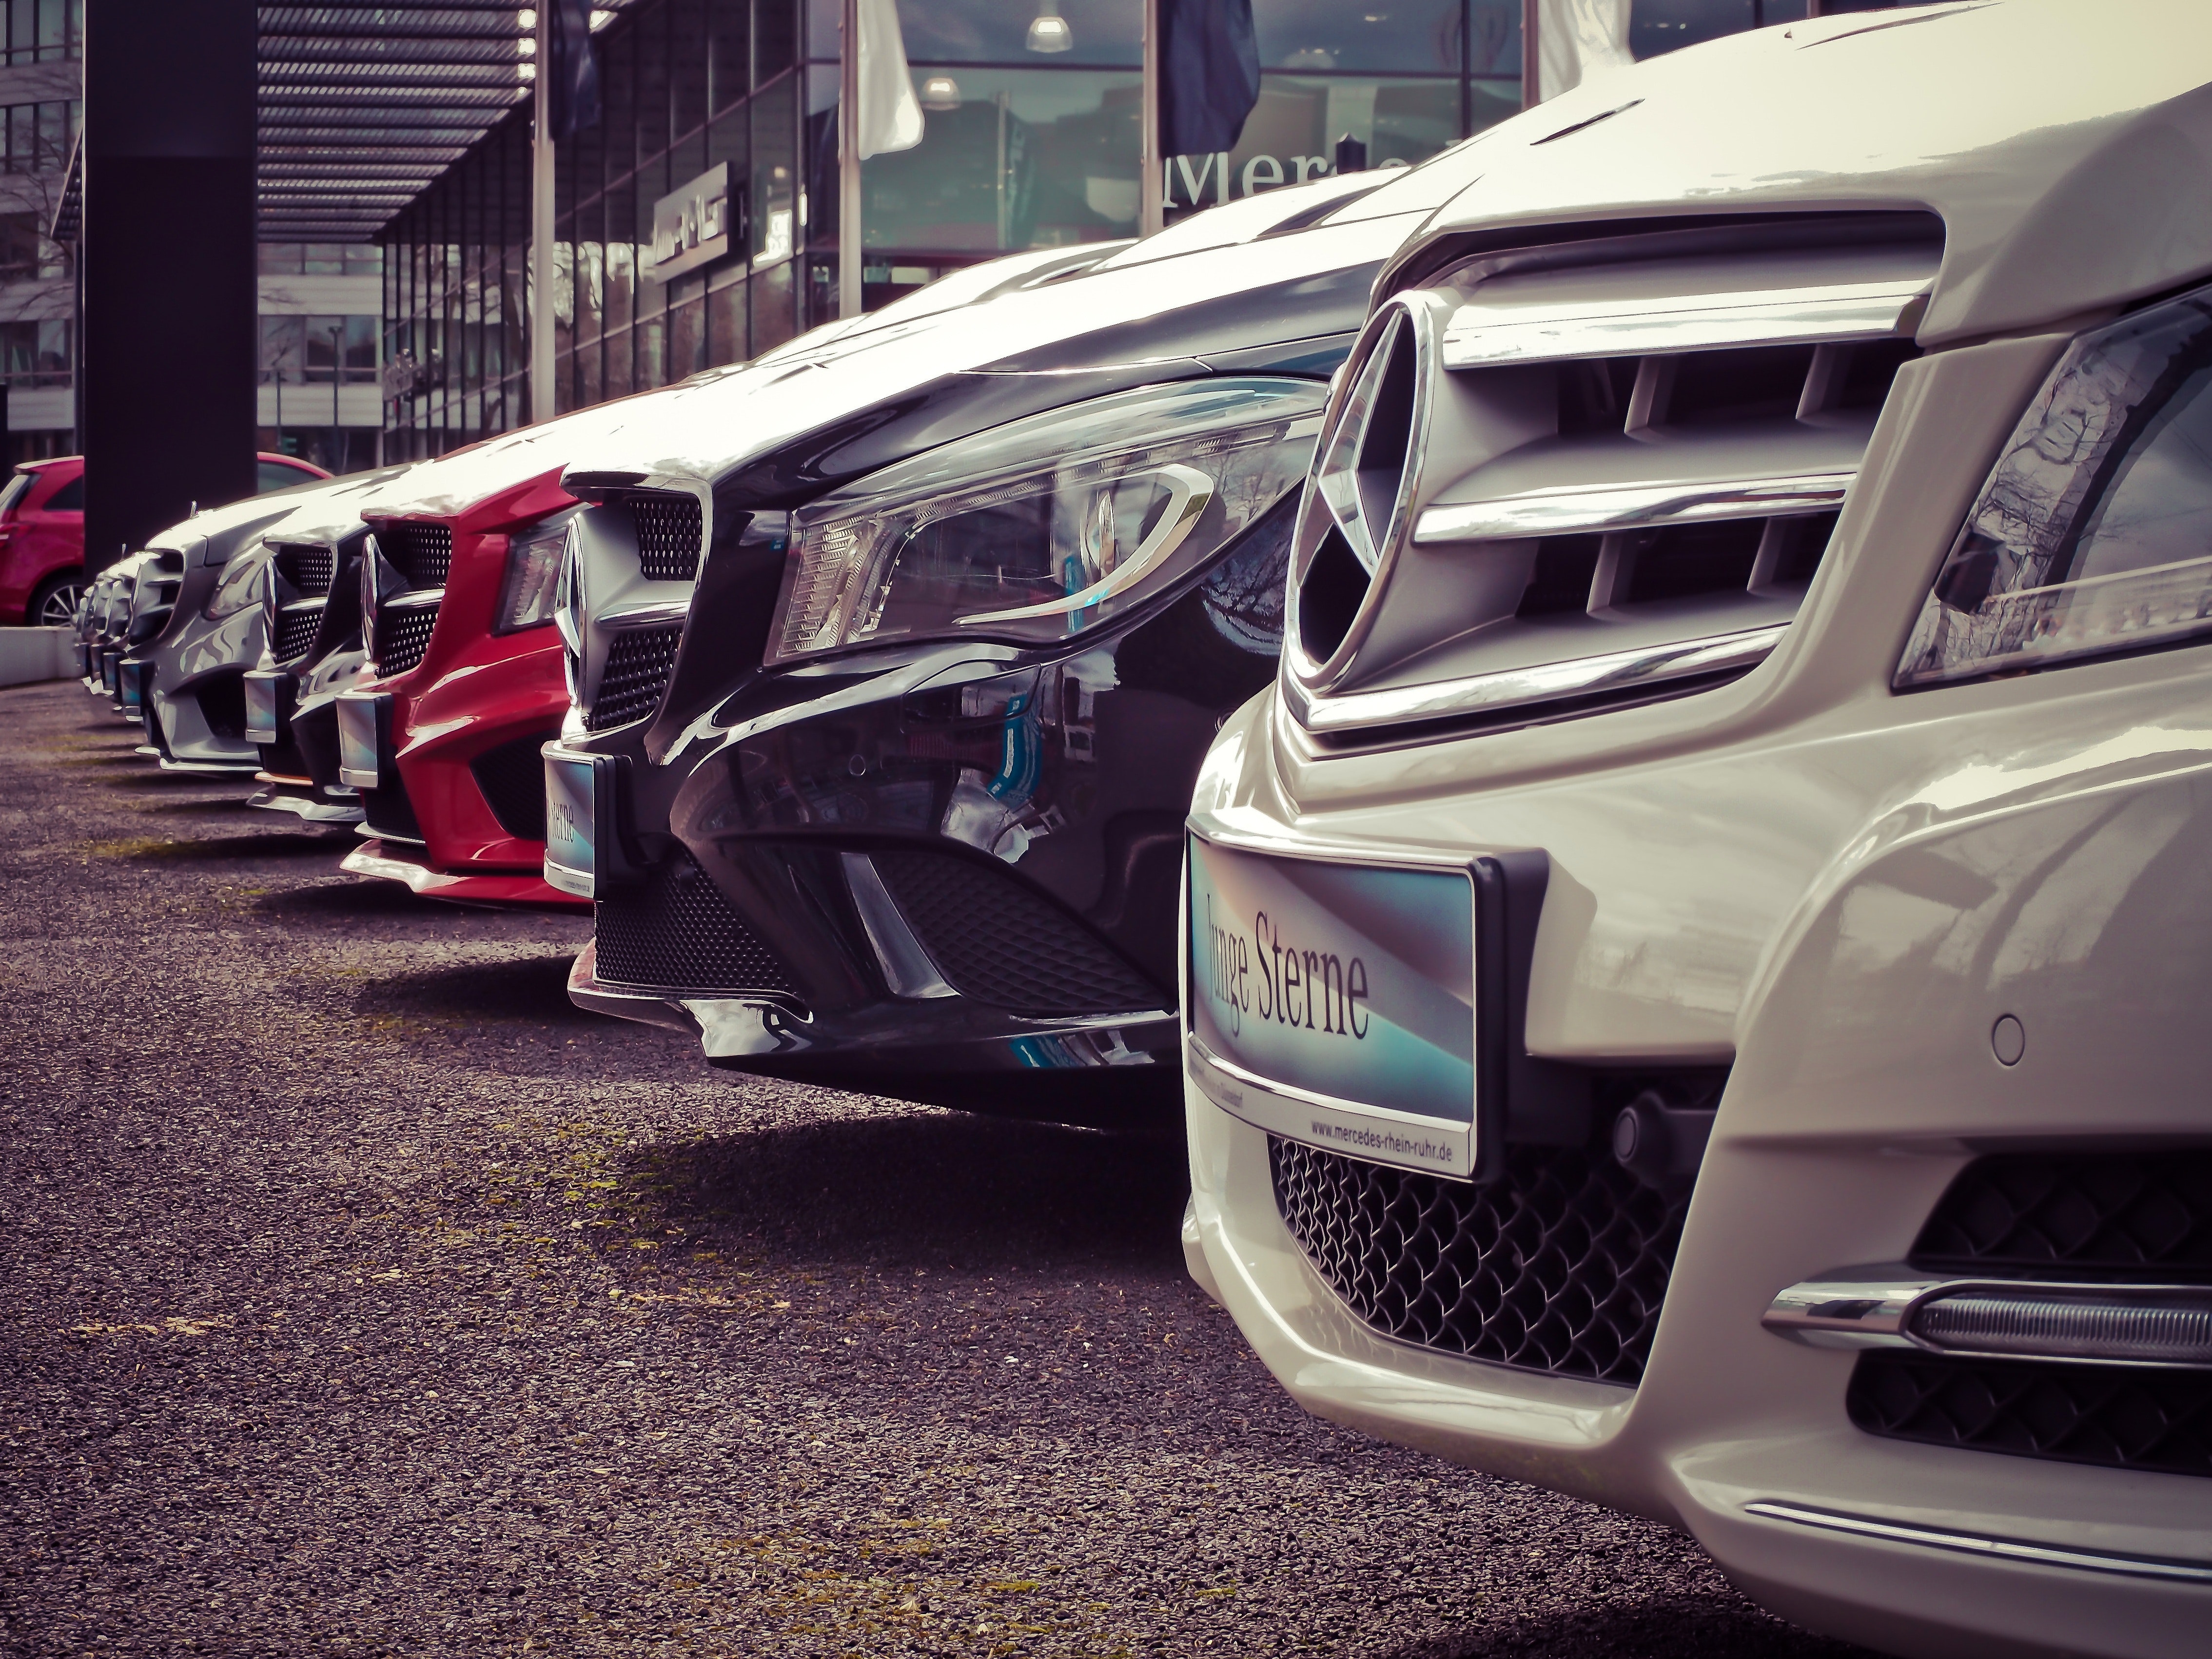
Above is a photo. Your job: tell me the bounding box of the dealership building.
[325,2,1910,464]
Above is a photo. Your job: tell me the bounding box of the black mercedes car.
[547,164,1483,1125]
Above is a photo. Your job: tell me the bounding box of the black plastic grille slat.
[1270,1136,1688,1386]
[469,730,559,841]
[587,623,683,730]
[1848,1351,2212,1479]
[272,606,323,662]
[594,853,792,993]
[870,850,1164,1015]
[632,496,704,583]
[374,603,440,677]
[274,544,334,597]
[1913,1153,2212,1282]
[380,523,452,591]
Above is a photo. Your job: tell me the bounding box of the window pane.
[1260,0,1467,73]
[259,315,304,382]
[1627,0,1756,59]
[258,242,301,275]
[303,242,345,274]
[707,0,747,112]
[756,0,795,83]
[1167,75,1460,211]
[848,0,1140,68]
[344,244,383,275]
[343,314,378,380]
[670,294,707,378]
[751,74,796,264]
[750,256,796,353]
[707,273,746,365]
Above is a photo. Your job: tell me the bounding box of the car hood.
[551,176,1464,499]
[1389,0,2212,343]
[149,467,416,569]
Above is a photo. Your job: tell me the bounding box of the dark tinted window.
[257,460,313,494]
[40,472,81,511]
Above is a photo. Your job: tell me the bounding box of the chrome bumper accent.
[247,785,364,825]
[1764,1269,2212,1368]
[1743,1502,2212,1586]
[1414,469,1856,545]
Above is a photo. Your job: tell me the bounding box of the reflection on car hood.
[550,206,1433,491]
[1394,0,2212,343]
[143,466,418,568]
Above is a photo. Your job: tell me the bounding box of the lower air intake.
[870,849,1164,1015]
[1848,1351,2212,1479]
[1913,1151,2212,1279]
[587,623,683,730]
[1270,1135,1687,1386]
[470,730,559,841]
[594,852,792,993]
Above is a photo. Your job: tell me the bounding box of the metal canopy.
[258,3,625,242]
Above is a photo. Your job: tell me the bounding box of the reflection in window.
[0,316,67,383]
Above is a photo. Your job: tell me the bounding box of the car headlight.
[204,541,273,620]
[767,377,1326,665]
[495,507,580,635]
[1896,281,2212,688]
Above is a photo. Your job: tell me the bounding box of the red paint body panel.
[0,452,329,624]
[354,468,587,911]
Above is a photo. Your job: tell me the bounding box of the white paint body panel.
[1189,4,2212,1655]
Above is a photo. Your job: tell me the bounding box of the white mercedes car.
[1182,5,2212,1657]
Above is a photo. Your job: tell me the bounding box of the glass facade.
[0,0,78,66]
[0,98,78,173]
[375,0,1911,455]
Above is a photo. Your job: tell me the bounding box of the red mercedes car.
[335,461,586,910]
[1,452,329,626]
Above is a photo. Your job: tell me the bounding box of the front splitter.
[342,838,589,910]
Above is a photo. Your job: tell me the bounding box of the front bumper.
[341,837,582,909]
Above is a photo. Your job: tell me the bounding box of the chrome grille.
[374,604,439,676]
[632,495,703,582]
[587,622,683,730]
[1287,217,1939,740]
[379,522,452,590]
[273,543,335,597]
[1271,1135,1687,1385]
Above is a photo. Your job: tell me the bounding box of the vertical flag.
[548,0,601,141]
[1158,0,1261,160]
[855,0,923,159]
[1537,0,1633,101]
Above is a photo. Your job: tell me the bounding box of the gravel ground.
[0,680,1874,1659]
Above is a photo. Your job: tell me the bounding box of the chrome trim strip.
[841,852,959,999]
[1763,1271,2212,1368]
[1443,279,1929,368]
[1287,624,1785,736]
[378,587,445,610]
[1741,1503,2212,1586]
[1414,470,1855,545]
[597,597,692,627]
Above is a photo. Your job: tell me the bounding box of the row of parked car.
[64,7,2212,1654]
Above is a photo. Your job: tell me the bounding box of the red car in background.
[337,464,585,910]
[1,452,331,626]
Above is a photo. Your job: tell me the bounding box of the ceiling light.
[1026,1,1072,53]
[920,75,961,111]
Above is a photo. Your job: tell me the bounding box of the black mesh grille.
[594,853,791,993]
[469,730,559,841]
[272,605,323,661]
[1913,1152,2212,1282]
[1269,1136,1688,1386]
[1848,1351,2212,1479]
[374,602,440,676]
[273,543,335,596]
[587,623,682,730]
[632,495,703,582]
[871,850,1164,1015]
[380,522,452,590]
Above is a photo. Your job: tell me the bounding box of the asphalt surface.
[0,678,1876,1659]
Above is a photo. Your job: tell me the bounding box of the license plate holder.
[335,691,388,789]
[243,671,290,746]
[543,747,612,899]
[1186,830,1548,1183]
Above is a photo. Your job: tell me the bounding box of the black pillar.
[82,0,257,576]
